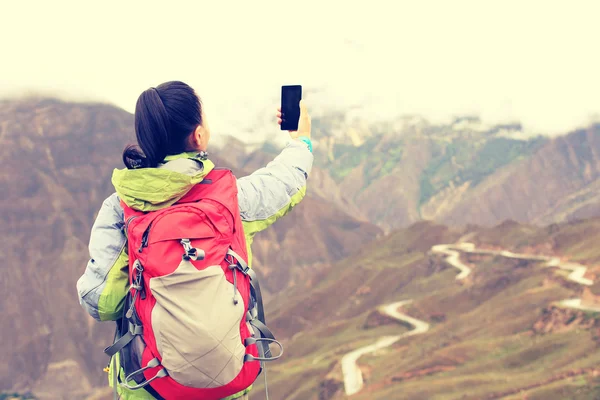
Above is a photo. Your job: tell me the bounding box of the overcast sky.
[1,0,599,136]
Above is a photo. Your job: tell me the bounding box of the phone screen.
[281,85,302,131]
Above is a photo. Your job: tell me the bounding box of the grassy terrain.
[252,220,600,400]
[502,376,600,400]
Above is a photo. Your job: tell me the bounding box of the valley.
[251,220,600,399]
[340,240,599,397]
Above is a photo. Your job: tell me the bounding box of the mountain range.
[1,97,599,399]
[306,114,600,231]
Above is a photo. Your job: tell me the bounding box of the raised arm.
[237,138,313,235]
[237,101,313,247]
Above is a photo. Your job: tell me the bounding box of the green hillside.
[251,219,600,399]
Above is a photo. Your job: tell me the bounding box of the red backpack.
[104,169,281,400]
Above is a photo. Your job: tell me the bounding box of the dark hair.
[123,81,202,169]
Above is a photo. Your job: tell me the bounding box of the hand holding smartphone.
[278,85,311,139]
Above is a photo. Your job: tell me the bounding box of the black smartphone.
[280,85,302,131]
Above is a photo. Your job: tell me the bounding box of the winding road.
[341,300,430,396]
[430,243,474,279]
[430,242,596,312]
[341,241,598,396]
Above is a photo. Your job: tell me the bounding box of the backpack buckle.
[180,238,205,261]
[235,263,250,275]
[226,248,249,275]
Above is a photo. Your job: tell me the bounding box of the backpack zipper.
[124,216,151,253]
[138,223,152,253]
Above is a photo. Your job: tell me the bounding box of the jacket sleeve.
[76,193,129,321]
[237,139,313,257]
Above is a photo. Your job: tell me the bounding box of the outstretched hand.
[277,100,311,139]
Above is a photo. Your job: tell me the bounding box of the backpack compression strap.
[226,249,267,321]
[226,249,279,360]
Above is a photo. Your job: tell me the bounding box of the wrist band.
[297,136,313,153]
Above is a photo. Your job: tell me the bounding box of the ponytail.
[123,81,203,169]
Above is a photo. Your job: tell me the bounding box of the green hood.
[112,153,215,212]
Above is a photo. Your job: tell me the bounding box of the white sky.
[1,0,599,137]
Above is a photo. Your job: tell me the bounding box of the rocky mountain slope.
[441,126,600,227]
[0,98,132,393]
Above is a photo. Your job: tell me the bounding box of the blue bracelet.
[298,136,313,153]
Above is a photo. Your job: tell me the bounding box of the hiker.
[76,80,313,400]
